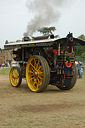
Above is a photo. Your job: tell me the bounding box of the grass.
[82,70,85,76]
[0,68,11,75]
[0,67,85,76]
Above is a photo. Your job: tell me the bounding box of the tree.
[75,34,85,56]
[81,52,85,59]
[74,46,85,56]
[5,40,9,44]
[16,40,22,42]
[75,34,85,61]
[38,26,56,35]
[78,34,85,40]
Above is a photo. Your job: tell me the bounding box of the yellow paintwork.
[10,67,19,87]
[26,56,43,92]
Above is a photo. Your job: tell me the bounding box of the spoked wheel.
[10,66,22,87]
[26,55,50,92]
[57,64,77,90]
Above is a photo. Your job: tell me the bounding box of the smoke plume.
[24,0,70,37]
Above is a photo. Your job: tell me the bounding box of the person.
[77,61,82,78]
[0,64,1,68]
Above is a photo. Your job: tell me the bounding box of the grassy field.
[82,70,85,76]
[0,67,85,78]
[0,67,85,75]
[0,68,10,75]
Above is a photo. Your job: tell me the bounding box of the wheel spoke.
[38,75,43,80]
[38,66,42,71]
[38,71,43,76]
[27,71,34,77]
[13,78,16,85]
[13,69,18,75]
[30,77,35,82]
[13,70,19,78]
[16,78,19,84]
[34,59,37,67]
[12,70,18,85]
[12,74,19,79]
[28,70,33,74]
[33,81,37,88]
[30,63,35,70]
[15,79,17,85]
[36,78,42,89]
[36,60,41,70]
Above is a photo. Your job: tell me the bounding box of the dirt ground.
[0,75,85,128]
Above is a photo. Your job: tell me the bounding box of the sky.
[0,0,85,48]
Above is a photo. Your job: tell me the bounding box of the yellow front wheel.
[10,66,22,87]
[26,55,50,92]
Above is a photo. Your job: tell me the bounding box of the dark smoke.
[24,0,70,37]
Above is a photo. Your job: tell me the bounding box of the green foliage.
[38,26,56,35]
[75,34,85,61]
[74,34,85,59]
[78,34,85,40]
[10,41,15,43]
[75,56,84,61]
[74,46,85,56]
[16,40,22,42]
[75,46,85,61]
[81,52,85,58]
[5,40,9,44]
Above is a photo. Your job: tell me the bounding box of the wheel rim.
[10,67,19,87]
[26,56,43,92]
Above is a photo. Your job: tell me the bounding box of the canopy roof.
[4,36,85,50]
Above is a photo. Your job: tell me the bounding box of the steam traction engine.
[4,33,85,92]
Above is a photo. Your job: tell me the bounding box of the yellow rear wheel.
[10,66,22,87]
[26,55,50,92]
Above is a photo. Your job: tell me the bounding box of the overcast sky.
[0,0,85,48]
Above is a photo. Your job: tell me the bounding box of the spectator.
[0,64,1,68]
[2,63,5,68]
[77,61,82,78]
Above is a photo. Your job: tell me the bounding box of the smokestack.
[24,0,70,37]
